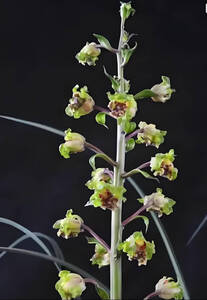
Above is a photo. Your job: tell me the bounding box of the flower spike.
[65,85,95,119]
[55,270,86,300]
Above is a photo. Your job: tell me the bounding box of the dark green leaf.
[134,89,157,100]
[95,286,110,300]
[93,34,112,51]
[124,121,136,134]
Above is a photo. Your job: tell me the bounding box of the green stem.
[110,18,125,300]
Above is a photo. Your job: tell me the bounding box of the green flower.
[120,2,135,21]
[87,183,126,210]
[91,243,110,268]
[59,128,85,159]
[55,270,86,300]
[76,42,101,66]
[86,168,112,190]
[53,209,83,239]
[65,85,95,119]
[151,76,175,103]
[139,188,176,217]
[107,92,137,121]
[150,149,178,181]
[136,121,167,148]
[155,276,183,299]
[118,231,155,266]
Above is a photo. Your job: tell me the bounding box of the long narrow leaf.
[0,115,64,137]
[127,178,190,300]
[0,246,109,295]
[0,217,60,271]
[0,232,64,261]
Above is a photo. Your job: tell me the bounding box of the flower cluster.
[118,231,155,266]
[151,76,175,103]
[139,188,176,217]
[155,276,183,300]
[53,209,83,239]
[59,129,85,159]
[76,42,101,66]
[136,121,167,148]
[55,270,86,300]
[65,85,95,119]
[86,168,125,210]
[150,149,178,181]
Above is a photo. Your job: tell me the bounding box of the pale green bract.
[138,188,176,217]
[150,149,178,181]
[76,42,101,66]
[120,1,135,21]
[65,85,95,119]
[53,209,83,239]
[136,121,167,148]
[118,231,155,266]
[55,270,86,300]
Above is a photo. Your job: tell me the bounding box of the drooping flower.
[53,209,83,239]
[65,85,95,119]
[151,76,175,103]
[87,182,126,210]
[55,270,86,300]
[88,238,110,268]
[59,128,85,159]
[138,188,176,217]
[155,276,183,299]
[85,168,113,190]
[136,121,167,148]
[107,92,137,120]
[150,149,178,181]
[118,231,155,266]
[76,42,101,66]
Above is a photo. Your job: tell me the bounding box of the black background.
[0,0,206,299]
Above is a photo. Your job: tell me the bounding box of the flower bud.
[65,85,95,119]
[53,209,83,239]
[155,276,183,299]
[151,76,175,103]
[120,2,135,21]
[107,92,137,120]
[139,188,176,217]
[91,243,110,268]
[87,183,126,210]
[55,270,86,300]
[59,129,85,159]
[118,231,155,266]
[150,149,178,181]
[136,121,167,148]
[86,168,112,190]
[76,42,101,66]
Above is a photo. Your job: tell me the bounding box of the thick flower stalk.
[55,1,184,300]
